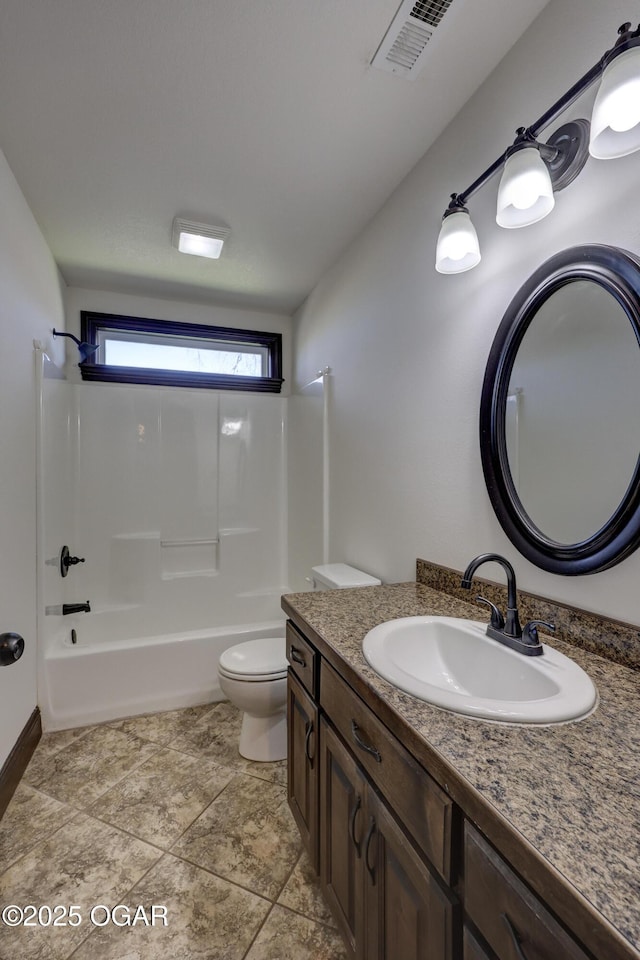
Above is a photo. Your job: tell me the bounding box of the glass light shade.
[496,146,555,228]
[178,232,224,258]
[590,45,640,159]
[435,210,481,274]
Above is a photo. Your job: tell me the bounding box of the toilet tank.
[311,563,381,590]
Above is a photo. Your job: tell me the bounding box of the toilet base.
[239,708,287,762]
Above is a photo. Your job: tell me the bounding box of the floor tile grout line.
[24,735,166,810]
[83,772,236,855]
[240,900,277,958]
[166,849,282,903]
[38,707,287,787]
[18,754,285,868]
[270,848,341,930]
[238,897,342,959]
[0,803,83,878]
[32,724,95,756]
[61,852,171,960]
[2,703,342,958]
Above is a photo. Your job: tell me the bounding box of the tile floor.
[0,701,347,960]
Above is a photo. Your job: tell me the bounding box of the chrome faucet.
[461,553,551,657]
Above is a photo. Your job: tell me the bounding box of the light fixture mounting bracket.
[543,119,591,191]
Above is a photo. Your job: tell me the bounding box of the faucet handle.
[522,620,555,645]
[475,596,505,631]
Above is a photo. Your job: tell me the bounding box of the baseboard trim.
[0,707,41,820]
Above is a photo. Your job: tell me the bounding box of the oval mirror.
[480,244,640,575]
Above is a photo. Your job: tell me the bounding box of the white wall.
[64,287,292,395]
[0,150,66,767]
[292,0,640,623]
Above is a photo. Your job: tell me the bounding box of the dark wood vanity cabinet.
[285,617,602,960]
[319,713,458,960]
[286,671,319,871]
[287,619,459,960]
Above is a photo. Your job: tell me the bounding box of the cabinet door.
[464,926,493,960]
[287,672,319,871]
[319,717,366,960]
[365,791,459,960]
[464,823,591,960]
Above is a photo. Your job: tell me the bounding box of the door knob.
[0,633,25,666]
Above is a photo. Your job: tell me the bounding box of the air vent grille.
[370,0,455,79]
[386,22,433,71]
[410,0,452,28]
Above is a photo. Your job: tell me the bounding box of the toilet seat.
[218,636,287,682]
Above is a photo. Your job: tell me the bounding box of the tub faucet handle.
[60,545,86,577]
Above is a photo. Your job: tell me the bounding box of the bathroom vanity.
[282,577,640,960]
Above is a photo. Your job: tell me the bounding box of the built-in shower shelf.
[219,527,260,537]
[159,537,219,580]
[111,532,162,540]
[161,568,219,581]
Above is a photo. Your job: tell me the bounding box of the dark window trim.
[79,311,284,393]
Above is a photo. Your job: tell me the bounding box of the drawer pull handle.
[350,720,382,763]
[304,720,315,763]
[501,913,530,960]
[349,794,362,857]
[290,646,306,667]
[364,816,377,885]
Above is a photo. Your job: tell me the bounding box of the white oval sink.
[362,616,597,724]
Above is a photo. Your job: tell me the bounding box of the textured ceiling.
[0,0,548,313]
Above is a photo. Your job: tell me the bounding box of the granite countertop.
[281,581,640,960]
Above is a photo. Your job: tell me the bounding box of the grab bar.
[160,538,219,547]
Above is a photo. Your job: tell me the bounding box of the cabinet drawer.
[321,660,454,884]
[286,621,318,697]
[464,822,590,960]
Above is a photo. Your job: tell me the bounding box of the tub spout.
[62,602,91,615]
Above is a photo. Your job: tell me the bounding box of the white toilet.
[217,564,381,762]
[218,636,288,762]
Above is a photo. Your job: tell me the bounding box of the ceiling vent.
[370,0,454,79]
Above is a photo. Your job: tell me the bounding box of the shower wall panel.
[61,384,286,641]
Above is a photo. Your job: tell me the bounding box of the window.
[79,311,283,393]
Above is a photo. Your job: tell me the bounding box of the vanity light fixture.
[434,202,481,274]
[172,218,230,260]
[435,21,640,274]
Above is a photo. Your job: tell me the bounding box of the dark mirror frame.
[480,244,640,575]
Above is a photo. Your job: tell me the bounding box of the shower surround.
[37,354,288,729]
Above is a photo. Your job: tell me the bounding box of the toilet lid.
[218,636,287,680]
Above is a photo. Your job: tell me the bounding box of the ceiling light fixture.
[172,218,230,260]
[435,21,640,274]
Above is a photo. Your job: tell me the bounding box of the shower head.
[53,329,99,363]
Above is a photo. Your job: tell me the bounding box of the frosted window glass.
[105,339,264,376]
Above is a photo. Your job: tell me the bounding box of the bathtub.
[40,619,286,731]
